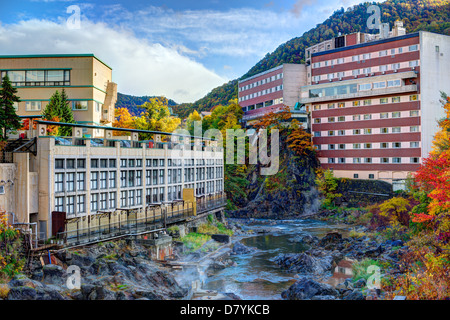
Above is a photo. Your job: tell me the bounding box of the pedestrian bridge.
[54,193,226,248]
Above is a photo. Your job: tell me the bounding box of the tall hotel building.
[299,23,450,183]
[238,63,308,127]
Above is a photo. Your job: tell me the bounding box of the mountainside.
[173,0,450,119]
[115,93,177,116]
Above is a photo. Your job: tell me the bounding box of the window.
[381,158,389,163]
[410,142,419,148]
[353,158,361,164]
[328,158,335,164]
[363,99,371,106]
[392,157,402,163]
[90,172,98,190]
[380,98,388,104]
[393,142,402,148]
[77,195,85,213]
[392,97,401,103]
[120,191,127,207]
[91,159,99,168]
[136,189,142,205]
[109,192,116,209]
[338,144,345,150]
[159,169,164,184]
[136,170,142,186]
[100,193,107,210]
[55,197,64,212]
[55,173,64,192]
[109,171,116,188]
[410,157,420,163]
[365,158,372,163]
[353,143,361,149]
[338,116,345,122]
[410,126,419,132]
[380,113,388,119]
[25,101,41,111]
[77,159,86,169]
[73,101,88,111]
[409,45,418,51]
[410,95,418,101]
[352,69,360,76]
[392,63,401,70]
[90,194,98,212]
[392,111,401,118]
[409,60,419,67]
[328,131,335,136]
[352,101,360,107]
[353,129,361,135]
[128,170,135,187]
[55,159,64,169]
[381,142,389,149]
[353,115,361,121]
[352,55,359,62]
[338,103,345,108]
[100,159,108,168]
[314,118,321,124]
[359,83,371,91]
[380,65,388,72]
[328,144,335,150]
[328,117,335,123]
[369,174,375,179]
[109,159,116,168]
[363,67,371,74]
[338,158,346,164]
[313,105,321,111]
[364,128,372,135]
[77,172,85,191]
[327,103,335,109]
[387,79,401,87]
[363,53,371,60]
[66,173,75,192]
[354,174,359,178]
[381,128,389,134]
[364,114,372,120]
[392,127,401,133]
[364,143,372,149]
[100,171,107,189]
[379,50,388,57]
[373,82,386,89]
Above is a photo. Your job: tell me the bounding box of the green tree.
[42,89,75,136]
[0,74,22,140]
[315,169,342,207]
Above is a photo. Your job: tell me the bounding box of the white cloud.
[0,19,228,103]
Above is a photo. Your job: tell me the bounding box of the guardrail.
[196,193,227,214]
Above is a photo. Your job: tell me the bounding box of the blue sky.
[0,0,362,102]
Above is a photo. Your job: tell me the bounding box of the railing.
[196,193,227,214]
[56,201,194,246]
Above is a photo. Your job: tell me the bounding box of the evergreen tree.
[59,89,75,136]
[42,89,75,136]
[0,74,22,140]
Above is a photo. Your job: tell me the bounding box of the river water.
[202,218,354,300]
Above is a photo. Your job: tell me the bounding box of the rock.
[282,278,338,300]
[7,286,37,300]
[80,284,96,299]
[343,290,365,300]
[353,278,367,289]
[319,232,343,247]
[42,265,66,286]
[274,253,334,275]
[231,242,256,255]
[311,295,337,300]
[8,275,43,289]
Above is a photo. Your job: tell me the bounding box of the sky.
[0,0,363,103]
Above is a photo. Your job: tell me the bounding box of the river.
[201,218,354,300]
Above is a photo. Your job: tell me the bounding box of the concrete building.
[300,26,450,184]
[238,63,308,127]
[0,124,224,242]
[0,54,118,129]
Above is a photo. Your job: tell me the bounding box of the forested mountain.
[116,93,177,116]
[120,0,450,120]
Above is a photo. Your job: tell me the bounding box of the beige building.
[0,54,117,127]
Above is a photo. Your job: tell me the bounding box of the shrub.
[180,233,211,253]
[0,211,25,278]
[352,258,384,282]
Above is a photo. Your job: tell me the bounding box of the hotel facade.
[301,28,450,183]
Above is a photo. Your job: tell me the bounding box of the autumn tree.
[286,119,315,156]
[315,169,342,207]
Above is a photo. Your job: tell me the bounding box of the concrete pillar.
[183,188,196,216]
[13,152,30,224]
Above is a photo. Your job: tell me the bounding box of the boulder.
[42,264,66,286]
[274,253,334,275]
[343,289,365,300]
[231,242,256,255]
[7,286,37,300]
[282,278,338,300]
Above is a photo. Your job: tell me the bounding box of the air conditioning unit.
[339,77,343,81]
[394,69,398,73]
[354,75,358,78]
[329,79,333,82]
[382,71,386,75]
[365,73,369,77]
[371,73,375,76]
[315,81,319,84]
[411,67,415,71]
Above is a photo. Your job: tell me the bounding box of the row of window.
[239,85,283,102]
[311,45,418,68]
[239,73,283,92]
[320,141,420,150]
[314,110,419,124]
[312,95,418,111]
[1,69,70,87]
[327,157,420,164]
[19,100,102,112]
[56,158,223,170]
[242,98,284,112]
[314,126,420,137]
